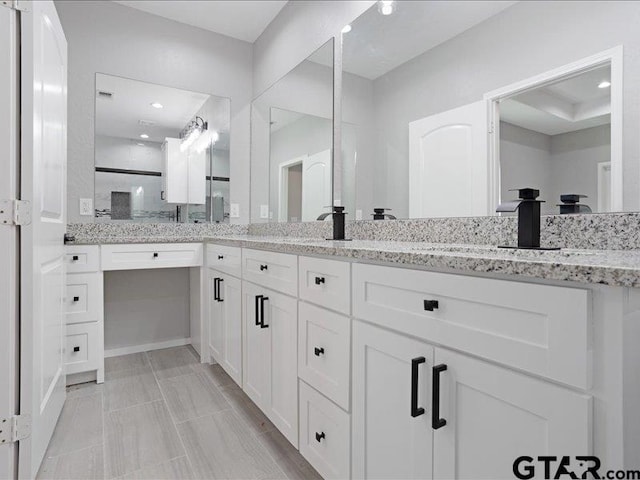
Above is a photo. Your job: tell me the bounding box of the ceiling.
[501,65,612,136]
[95,73,230,149]
[112,0,288,42]
[341,1,516,80]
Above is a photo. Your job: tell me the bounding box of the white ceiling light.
[139,133,149,139]
[598,81,611,89]
[378,0,396,16]
[137,142,145,146]
[341,24,352,34]
[150,102,163,109]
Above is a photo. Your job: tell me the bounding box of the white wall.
[55,0,253,224]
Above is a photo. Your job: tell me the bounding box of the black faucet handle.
[510,188,540,200]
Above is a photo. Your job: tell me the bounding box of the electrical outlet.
[230,203,240,218]
[260,205,269,219]
[79,198,93,216]
[356,209,363,220]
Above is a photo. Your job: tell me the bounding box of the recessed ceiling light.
[341,24,352,34]
[150,102,163,109]
[139,134,149,139]
[137,142,145,146]
[598,81,611,89]
[378,0,396,16]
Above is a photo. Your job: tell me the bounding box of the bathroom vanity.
[64,233,640,478]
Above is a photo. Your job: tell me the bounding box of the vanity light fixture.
[341,24,352,34]
[139,133,149,139]
[598,81,611,89]
[378,0,396,16]
[150,102,163,109]
[180,115,208,152]
[193,129,220,154]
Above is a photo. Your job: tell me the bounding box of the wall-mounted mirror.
[94,74,231,223]
[250,39,334,223]
[340,1,633,220]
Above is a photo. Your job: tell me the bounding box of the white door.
[208,270,223,362]
[302,149,332,221]
[432,348,592,480]
[409,101,488,218]
[352,321,434,480]
[219,273,242,386]
[242,281,270,411]
[19,1,68,478]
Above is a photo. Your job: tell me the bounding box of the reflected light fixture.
[137,142,145,146]
[341,24,352,34]
[139,133,149,139]
[180,115,207,152]
[598,81,611,89]
[193,129,220,154]
[378,0,396,15]
[150,102,164,109]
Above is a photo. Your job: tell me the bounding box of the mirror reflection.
[251,39,334,223]
[94,74,231,223]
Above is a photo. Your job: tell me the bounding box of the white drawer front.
[65,273,102,324]
[299,256,350,315]
[299,302,350,410]
[65,245,100,273]
[101,243,203,271]
[206,243,242,278]
[299,381,350,480]
[65,322,100,375]
[242,248,297,296]
[353,263,590,389]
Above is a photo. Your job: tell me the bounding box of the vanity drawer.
[101,243,203,271]
[299,380,350,480]
[299,256,350,315]
[65,245,100,273]
[353,263,590,389]
[242,248,297,296]
[65,273,102,325]
[65,322,100,375]
[299,302,350,410]
[206,243,241,278]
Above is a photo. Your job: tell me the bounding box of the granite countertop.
[66,234,640,288]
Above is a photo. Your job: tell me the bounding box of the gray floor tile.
[177,410,286,480]
[192,363,236,388]
[159,371,230,423]
[147,346,199,380]
[103,367,162,412]
[37,444,104,480]
[105,353,150,375]
[46,393,103,457]
[221,383,276,435]
[66,382,104,400]
[104,401,185,478]
[120,456,195,480]
[258,430,323,480]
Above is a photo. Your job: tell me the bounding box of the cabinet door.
[352,320,433,480]
[263,289,299,448]
[242,281,271,411]
[220,274,242,386]
[208,270,223,363]
[433,348,592,480]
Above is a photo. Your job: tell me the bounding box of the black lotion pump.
[496,188,559,250]
[317,206,350,241]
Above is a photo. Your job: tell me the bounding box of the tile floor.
[37,346,322,480]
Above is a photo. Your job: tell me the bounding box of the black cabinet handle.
[72,255,79,261]
[411,357,425,417]
[213,278,220,301]
[315,276,325,285]
[260,296,269,328]
[153,252,159,258]
[424,300,439,311]
[432,364,447,429]
[255,295,263,326]
[314,347,325,357]
[217,278,224,302]
[73,346,80,352]
[260,264,268,271]
[218,255,224,260]
[315,432,325,442]
[73,296,80,302]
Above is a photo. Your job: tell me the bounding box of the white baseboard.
[104,337,191,358]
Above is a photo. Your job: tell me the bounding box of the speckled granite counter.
[203,235,640,288]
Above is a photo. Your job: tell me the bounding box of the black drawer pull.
[217,278,224,302]
[73,296,80,302]
[424,300,439,311]
[260,264,268,271]
[260,296,269,328]
[218,255,224,260]
[315,432,325,443]
[72,255,79,261]
[432,364,447,429]
[255,295,263,326]
[73,346,80,352]
[153,252,159,258]
[315,276,325,285]
[314,347,325,357]
[411,357,425,417]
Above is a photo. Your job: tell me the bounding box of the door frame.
[277,155,306,222]
[484,46,623,212]
[0,5,20,479]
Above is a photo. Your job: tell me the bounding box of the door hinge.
[0,415,31,445]
[0,0,27,11]
[0,200,31,226]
